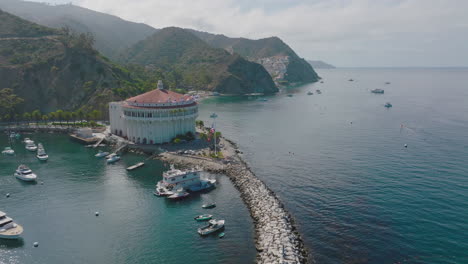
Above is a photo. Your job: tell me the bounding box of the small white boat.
[198,219,225,236]
[167,189,190,200]
[95,150,109,158]
[36,143,48,161]
[25,141,37,152]
[0,211,23,240]
[106,153,120,163]
[14,164,37,181]
[23,138,33,144]
[371,89,385,94]
[2,147,15,155]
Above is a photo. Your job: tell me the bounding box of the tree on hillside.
[0,88,24,123]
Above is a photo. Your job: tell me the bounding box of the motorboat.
[0,211,23,239]
[25,141,37,152]
[202,203,216,209]
[167,189,190,200]
[95,150,109,158]
[23,138,33,144]
[198,219,225,236]
[218,232,225,238]
[287,94,293,97]
[348,78,354,81]
[194,214,213,221]
[36,143,48,161]
[371,89,385,94]
[14,165,37,181]
[316,89,322,94]
[155,167,215,196]
[384,102,393,108]
[106,153,120,163]
[307,91,313,95]
[385,82,391,84]
[2,147,15,155]
[9,132,20,139]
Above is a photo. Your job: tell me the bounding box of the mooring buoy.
[33,242,39,247]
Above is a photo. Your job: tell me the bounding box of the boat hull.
[37,155,48,161]
[15,173,37,182]
[0,225,23,240]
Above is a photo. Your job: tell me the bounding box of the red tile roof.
[126,89,192,104]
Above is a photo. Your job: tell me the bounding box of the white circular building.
[109,81,198,144]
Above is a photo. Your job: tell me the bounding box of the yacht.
[106,153,120,163]
[155,167,215,196]
[95,150,109,158]
[198,219,225,236]
[14,165,37,182]
[23,138,33,144]
[25,141,37,152]
[2,147,15,155]
[371,89,385,94]
[0,211,23,239]
[36,143,48,161]
[167,189,190,200]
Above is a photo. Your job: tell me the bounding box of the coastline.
[158,136,309,264]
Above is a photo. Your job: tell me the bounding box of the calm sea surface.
[198,68,468,264]
[1,68,468,264]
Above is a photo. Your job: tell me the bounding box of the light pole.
[210,113,218,156]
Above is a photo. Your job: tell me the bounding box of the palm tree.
[31,109,41,128]
[56,109,64,127]
[23,112,31,127]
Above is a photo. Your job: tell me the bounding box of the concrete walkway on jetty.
[158,137,308,264]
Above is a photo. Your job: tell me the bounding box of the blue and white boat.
[95,150,109,158]
[106,153,120,163]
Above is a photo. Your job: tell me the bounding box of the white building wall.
[109,102,197,144]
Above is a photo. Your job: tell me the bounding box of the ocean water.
[198,68,468,264]
[0,134,256,264]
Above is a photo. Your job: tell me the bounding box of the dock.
[126,162,145,171]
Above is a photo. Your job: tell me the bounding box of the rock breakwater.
[159,138,308,264]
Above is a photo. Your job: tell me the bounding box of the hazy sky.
[33,0,468,67]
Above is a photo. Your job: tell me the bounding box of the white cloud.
[45,0,468,66]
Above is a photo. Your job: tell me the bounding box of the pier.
[158,137,308,264]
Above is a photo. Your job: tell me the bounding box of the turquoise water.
[0,134,256,264]
[199,68,468,264]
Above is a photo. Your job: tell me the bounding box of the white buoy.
[33,242,39,247]
[95,212,99,216]
[404,144,408,148]
[40,181,44,185]
[6,193,10,198]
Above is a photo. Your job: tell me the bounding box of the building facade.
[109,81,198,144]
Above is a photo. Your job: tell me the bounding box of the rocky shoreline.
[158,137,309,264]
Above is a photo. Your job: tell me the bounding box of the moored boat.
[384,102,393,108]
[198,219,225,236]
[36,143,48,161]
[307,91,313,95]
[25,141,37,152]
[202,203,216,209]
[155,167,215,196]
[371,88,385,94]
[14,164,37,182]
[106,153,120,163]
[167,189,190,200]
[287,94,293,97]
[23,138,33,144]
[0,211,23,240]
[194,214,213,221]
[2,147,15,155]
[316,89,322,94]
[95,150,110,158]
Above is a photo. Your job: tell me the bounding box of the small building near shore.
[109,81,198,144]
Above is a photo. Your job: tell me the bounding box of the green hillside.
[0,0,157,59]
[188,30,320,84]
[0,9,143,114]
[120,27,278,94]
